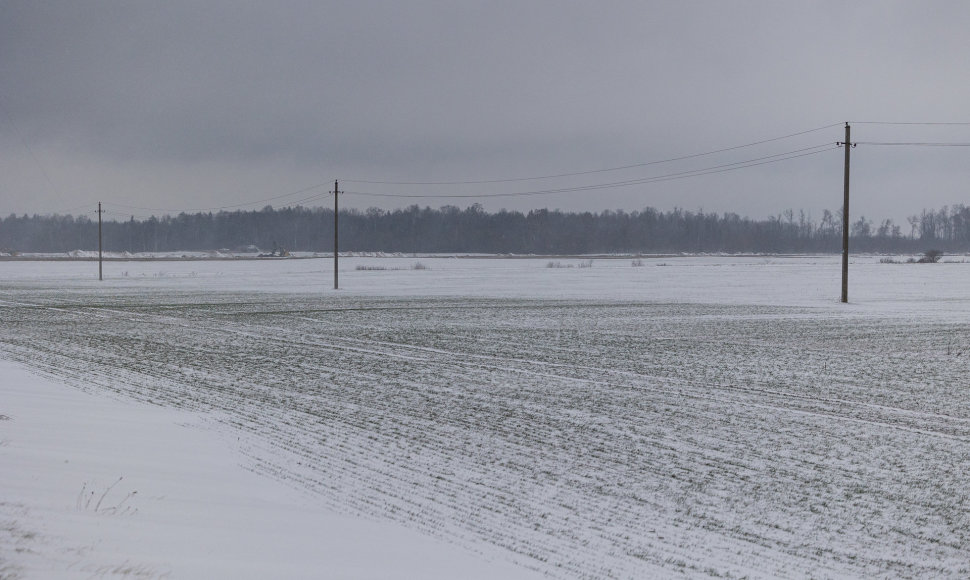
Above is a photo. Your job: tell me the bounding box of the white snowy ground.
[2,254,970,578]
[0,359,542,579]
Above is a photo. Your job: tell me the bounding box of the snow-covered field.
[2,255,970,578]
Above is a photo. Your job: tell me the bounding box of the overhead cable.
[855,141,970,146]
[346,145,838,199]
[342,123,844,185]
[103,182,331,214]
[849,121,970,126]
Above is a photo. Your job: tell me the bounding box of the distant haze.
[2,1,969,225]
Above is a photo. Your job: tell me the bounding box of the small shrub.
[917,249,943,263]
[411,262,429,270]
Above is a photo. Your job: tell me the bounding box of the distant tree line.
[3,204,970,254]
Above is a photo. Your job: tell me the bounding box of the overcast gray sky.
[2,1,969,225]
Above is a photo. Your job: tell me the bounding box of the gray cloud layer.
[2,1,969,223]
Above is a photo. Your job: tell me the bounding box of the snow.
[2,255,970,578]
[1,253,967,308]
[0,359,542,579]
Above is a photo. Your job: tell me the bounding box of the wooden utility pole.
[333,180,340,290]
[838,123,853,303]
[97,201,104,281]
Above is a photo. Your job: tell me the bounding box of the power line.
[15,117,970,230]
[102,209,155,220]
[100,190,334,220]
[0,93,61,198]
[346,145,838,200]
[58,203,100,214]
[102,182,332,214]
[849,121,970,126]
[855,141,970,146]
[68,120,970,216]
[43,122,854,216]
[88,143,833,214]
[342,123,844,185]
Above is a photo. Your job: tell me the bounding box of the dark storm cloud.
[3,1,623,165]
[2,1,970,221]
